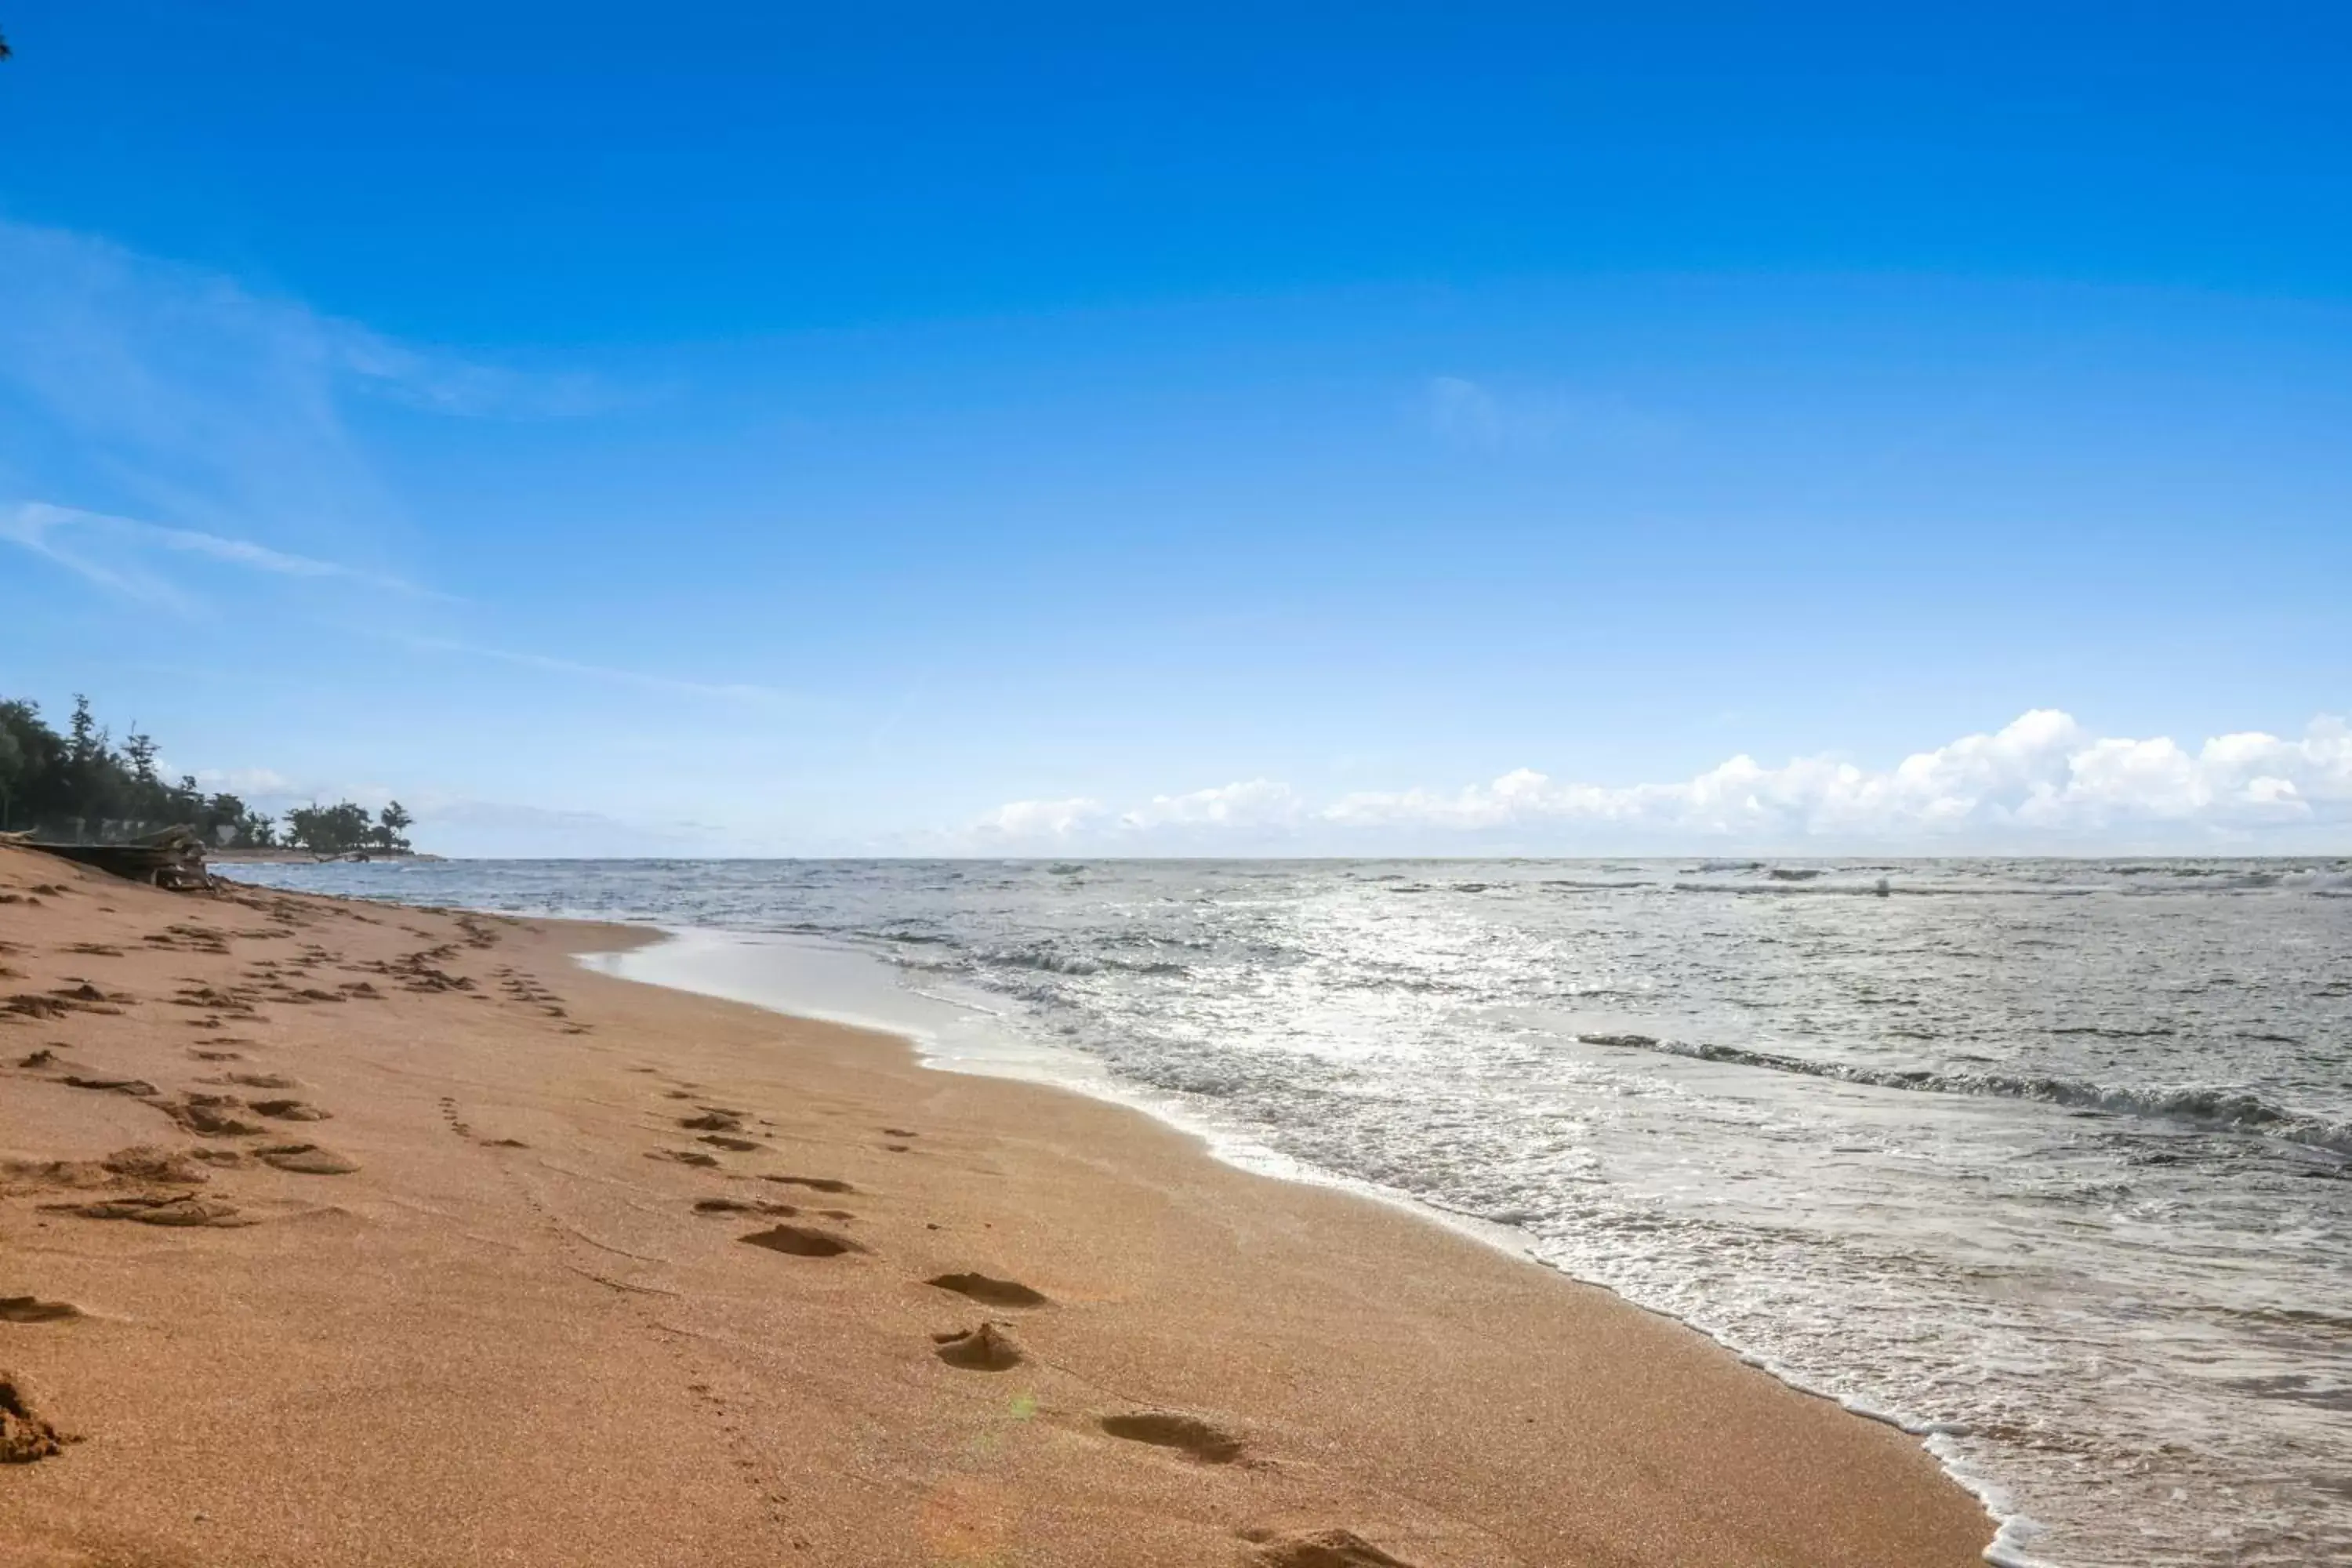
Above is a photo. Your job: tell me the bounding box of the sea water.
[232,857,2352,1567]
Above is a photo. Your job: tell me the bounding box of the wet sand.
[0,843,1992,1566]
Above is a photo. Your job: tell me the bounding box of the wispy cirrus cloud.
[329,326,632,420]
[971,712,2352,853]
[389,634,793,706]
[0,217,622,567]
[3,500,780,706]
[0,220,761,710]
[1425,375,1675,456]
[2,500,434,609]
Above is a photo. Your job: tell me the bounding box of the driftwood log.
[4,826,217,891]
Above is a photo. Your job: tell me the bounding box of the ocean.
[229,856,2352,1568]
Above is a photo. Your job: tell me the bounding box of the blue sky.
[2,2,2348,854]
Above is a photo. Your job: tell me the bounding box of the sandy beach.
[0,842,1992,1567]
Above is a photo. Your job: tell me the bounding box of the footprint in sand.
[1240,1529,1420,1567]
[932,1323,1025,1371]
[11,1145,216,1187]
[60,1074,161,1098]
[1098,1411,1245,1464]
[254,1143,360,1174]
[739,1224,866,1258]
[0,1371,74,1463]
[693,1197,800,1217]
[45,1194,253,1227]
[761,1174,855,1195]
[0,1298,82,1324]
[926,1273,1051,1308]
[249,1098,331,1122]
[648,1149,722,1168]
[698,1134,762,1152]
[171,1098,266,1138]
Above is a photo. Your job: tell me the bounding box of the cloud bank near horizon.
[967,711,2352,855]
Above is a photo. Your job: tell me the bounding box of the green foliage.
[285,800,381,855]
[0,691,390,852]
[376,800,415,851]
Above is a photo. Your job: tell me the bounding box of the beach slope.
[0,844,1990,1566]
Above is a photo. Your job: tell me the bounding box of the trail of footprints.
[612,1072,1417,1564]
[8,898,589,1250]
[1,887,556,1350]
[437,1072,811,1542]
[4,902,383,1236]
[0,877,408,1470]
[3,869,1411,1561]
[491,963,592,1033]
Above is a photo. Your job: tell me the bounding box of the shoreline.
[591,923,2035,1564]
[206,849,449,865]
[1,846,1996,1566]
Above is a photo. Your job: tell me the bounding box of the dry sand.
[0,842,1993,1566]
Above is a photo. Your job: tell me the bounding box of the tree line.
[0,693,415,855]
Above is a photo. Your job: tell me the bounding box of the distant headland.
[1,691,426,857]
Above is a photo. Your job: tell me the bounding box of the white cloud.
[1120,779,1303,830]
[971,780,1309,850]
[1,501,430,608]
[968,712,2352,851]
[1428,376,1508,447]
[974,797,1108,841]
[1425,375,1672,455]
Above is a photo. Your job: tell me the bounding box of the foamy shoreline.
[593,922,2045,1565]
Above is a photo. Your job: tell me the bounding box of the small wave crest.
[958,944,1194,979]
[1577,1033,2352,1155]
